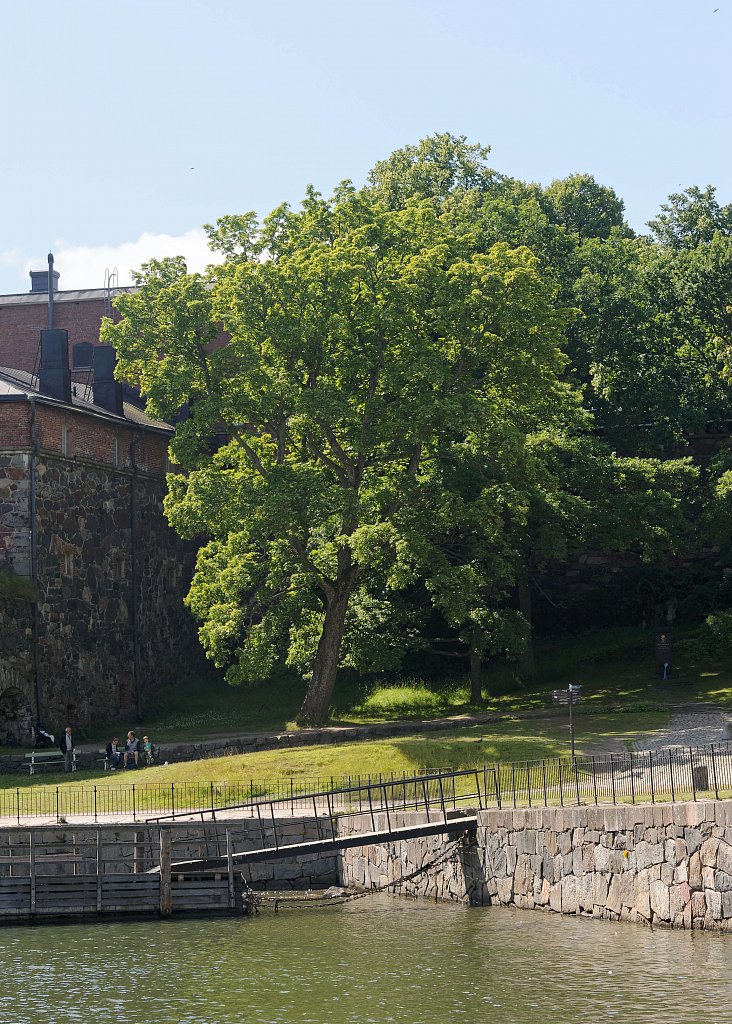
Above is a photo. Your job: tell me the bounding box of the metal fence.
[0,742,730,824]
[492,741,732,809]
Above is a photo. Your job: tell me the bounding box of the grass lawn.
[77,624,730,747]
[0,708,667,807]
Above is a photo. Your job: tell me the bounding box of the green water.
[0,897,729,1024]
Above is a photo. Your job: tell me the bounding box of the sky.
[1,0,730,294]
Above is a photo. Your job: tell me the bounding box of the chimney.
[29,269,60,293]
[92,346,124,416]
[39,329,72,404]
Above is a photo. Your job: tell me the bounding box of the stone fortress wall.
[338,800,732,932]
[0,401,202,739]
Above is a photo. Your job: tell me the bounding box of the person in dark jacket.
[59,726,74,773]
[105,737,122,770]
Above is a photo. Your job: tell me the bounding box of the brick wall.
[0,295,115,375]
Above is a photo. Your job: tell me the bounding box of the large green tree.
[104,184,576,723]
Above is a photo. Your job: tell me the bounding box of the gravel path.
[632,709,731,752]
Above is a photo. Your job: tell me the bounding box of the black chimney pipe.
[47,253,54,329]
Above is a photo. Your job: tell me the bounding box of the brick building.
[0,265,202,744]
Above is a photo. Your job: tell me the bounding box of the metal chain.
[252,835,467,912]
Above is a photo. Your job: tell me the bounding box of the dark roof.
[0,365,172,433]
[0,286,137,306]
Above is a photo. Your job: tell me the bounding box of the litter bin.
[692,764,709,791]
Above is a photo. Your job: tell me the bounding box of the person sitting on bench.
[105,737,122,770]
[124,730,141,767]
[142,735,156,766]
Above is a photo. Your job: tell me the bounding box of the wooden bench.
[20,750,77,775]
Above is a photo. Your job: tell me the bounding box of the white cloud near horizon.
[1,228,218,293]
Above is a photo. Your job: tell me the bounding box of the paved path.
[632,708,731,752]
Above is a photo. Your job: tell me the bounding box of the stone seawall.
[338,810,483,903]
[338,801,732,932]
[477,801,732,931]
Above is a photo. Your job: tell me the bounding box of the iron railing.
[0,742,730,824]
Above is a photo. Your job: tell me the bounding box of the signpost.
[552,684,582,759]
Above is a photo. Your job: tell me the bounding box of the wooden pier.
[0,809,477,922]
[0,825,247,921]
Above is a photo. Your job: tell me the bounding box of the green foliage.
[703,611,732,656]
[542,173,627,241]
[102,133,732,720]
[106,176,580,721]
[0,570,35,603]
[648,185,732,249]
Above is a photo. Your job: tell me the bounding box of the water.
[0,897,730,1024]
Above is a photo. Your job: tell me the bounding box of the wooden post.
[29,832,36,914]
[159,830,172,917]
[226,828,235,910]
[96,830,103,913]
[133,830,145,874]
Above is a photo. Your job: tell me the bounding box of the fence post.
[649,751,655,804]
[558,760,564,807]
[573,758,580,806]
[710,744,719,800]
[16,788,20,826]
[159,830,172,917]
[609,755,616,805]
[591,756,598,805]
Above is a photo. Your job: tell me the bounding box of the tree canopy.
[103,133,732,718]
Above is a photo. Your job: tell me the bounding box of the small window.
[62,551,74,577]
[113,437,121,466]
[61,424,72,457]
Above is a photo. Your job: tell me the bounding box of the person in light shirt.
[58,726,74,773]
[124,730,141,768]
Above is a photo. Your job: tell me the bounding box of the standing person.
[59,726,74,773]
[124,730,140,768]
[105,736,122,770]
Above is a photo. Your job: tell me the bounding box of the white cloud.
[0,228,219,294]
[48,228,218,290]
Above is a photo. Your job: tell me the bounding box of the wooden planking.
[0,826,250,920]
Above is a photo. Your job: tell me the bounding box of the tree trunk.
[296,580,352,725]
[469,624,483,704]
[517,570,535,681]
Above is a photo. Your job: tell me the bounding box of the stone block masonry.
[0,397,204,735]
[338,801,732,932]
[477,801,732,930]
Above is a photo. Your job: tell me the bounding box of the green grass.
[0,708,667,804]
